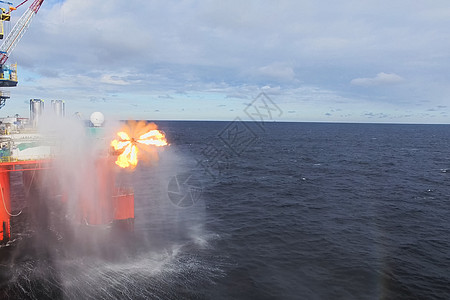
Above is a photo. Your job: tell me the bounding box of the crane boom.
[0,0,44,65]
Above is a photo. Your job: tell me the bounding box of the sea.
[1,121,450,299]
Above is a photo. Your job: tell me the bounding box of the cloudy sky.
[1,0,450,123]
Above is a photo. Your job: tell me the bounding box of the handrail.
[0,155,53,163]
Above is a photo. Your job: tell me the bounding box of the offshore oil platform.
[0,1,168,244]
[0,102,140,243]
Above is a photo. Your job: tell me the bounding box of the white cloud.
[257,63,295,81]
[350,72,405,87]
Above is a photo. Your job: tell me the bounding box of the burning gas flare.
[111,121,167,168]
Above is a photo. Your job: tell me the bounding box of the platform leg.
[0,170,11,242]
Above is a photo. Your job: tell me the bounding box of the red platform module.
[76,156,135,228]
[0,158,135,243]
[0,160,50,241]
[0,167,11,241]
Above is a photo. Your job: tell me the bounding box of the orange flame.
[111,121,168,168]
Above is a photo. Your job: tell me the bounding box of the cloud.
[158,94,173,99]
[100,75,129,86]
[363,112,389,118]
[1,0,449,123]
[350,72,405,87]
[257,63,296,81]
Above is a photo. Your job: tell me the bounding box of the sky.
[1,0,450,123]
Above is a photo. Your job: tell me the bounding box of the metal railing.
[0,155,54,163]
[0,90,10,97]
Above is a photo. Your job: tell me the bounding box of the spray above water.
[111,121,168,169]
[0,110,219,299]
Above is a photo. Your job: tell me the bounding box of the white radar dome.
[90,112,105,127]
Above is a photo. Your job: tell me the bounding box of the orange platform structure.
[0,166,11,241]
[0,158,135,243]
[75,156,135,227]
[0,160,49,241]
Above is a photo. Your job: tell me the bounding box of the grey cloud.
[158,95,173,99]
[363,112,389,118]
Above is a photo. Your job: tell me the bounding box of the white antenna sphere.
[90,112,105,127]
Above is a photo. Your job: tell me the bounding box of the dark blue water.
[1,122,450,299]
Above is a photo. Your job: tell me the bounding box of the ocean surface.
[1,121,450,299]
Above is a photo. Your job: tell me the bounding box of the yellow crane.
[0,0,44,108]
